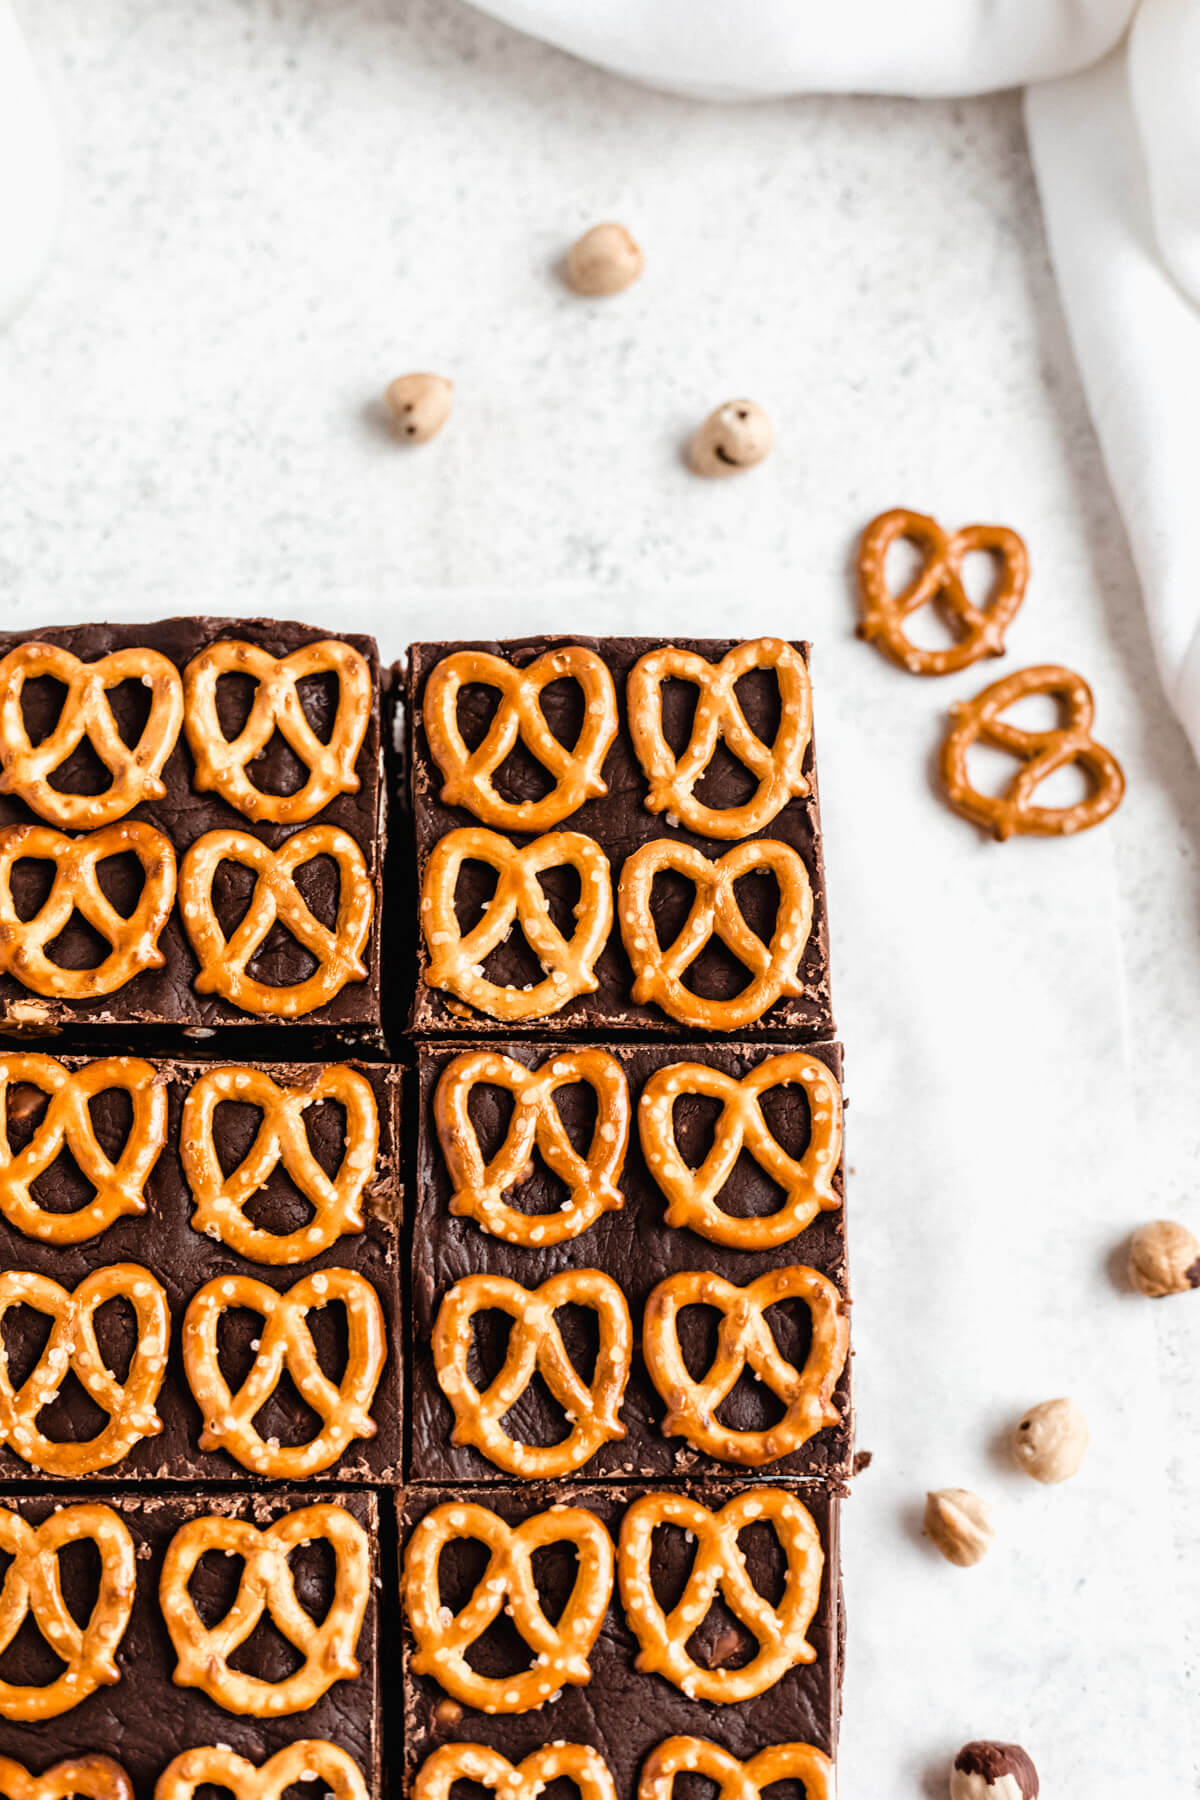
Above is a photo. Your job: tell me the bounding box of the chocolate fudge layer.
[0,1488,379,1800]
[411,1040,851,1483]
[406,638,832,1039]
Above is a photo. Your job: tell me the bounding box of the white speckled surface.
[5,3,1200,1794]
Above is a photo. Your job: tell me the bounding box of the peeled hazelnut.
[564,222,643,296]
[950,1740,1039,1799]
[1011,1396,1088,1484]
[688,400,773,477]
[1127,1218,1200,1296]
[384,373,453,444]
[924,1488,995,1567]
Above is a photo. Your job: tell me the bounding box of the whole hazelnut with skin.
[564,223,643,296]
[950,1741,1039,1799]
[924,1488,995,1567]
[1127,1218,1200,1296]
[688,400,773,477]
[384,373,453,444]
[1011,1396,1089,1484]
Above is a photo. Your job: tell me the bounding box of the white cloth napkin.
[0,3,60,328]
[467,0,1200,765]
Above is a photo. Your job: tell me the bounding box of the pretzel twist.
[638,1054,841,1249]
[0,1264,169,1474]
[182,1268,386,1477]
[0,823,175,999]
[423,646,618,829]
[0,1054,166,1245]
[618,838,812,1030]
[421,828,612,1021]
[0,1503,135,1721]
[181,1064,378,1262]
[856,508,1029,676]
[433,1270,631,1477]
[179,825,374,1017]
[638,1738,835,1800]
[160,1502,369,1716]
[434,1049,629,1245]
[627,639,812,837]
[404,1500,614,1713]
[154,1743,367,1800]
[643,1267,848,1466]
[618,1488,824,1702]
[183,639,372,823]
[0,643,184,827]
[414,1744,618,1800]
[939,663,1125,840]
[0,1757,133,1800]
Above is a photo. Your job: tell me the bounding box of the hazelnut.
[1127,1218,1200,1296]
[688,400,773,477]
[564,222,643,296]
[950,1741,1039,1799]
[384,373,453,444]
[1011,1396,1088,1484]
[923,1488,995,1567]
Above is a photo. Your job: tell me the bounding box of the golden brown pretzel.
[856,507,1028,676]
[638,1738,835,1800]
[178,825,374,1017]
[403,1500,614,1713]
[183,638,372,824]
[154,1743,367,1800]
[0,1264,169,1474]
[433,1270,631,1477]
[638,1054,841,1249]
[939,664,1125,840]
[0,1503,135,1721]
[618,1488,824,1703]
[423,646,618,829]
[627,639,812,837]
[0,1756,133,1800]
[414,1744,617,1800]
[421,827,612,1021]
[434,1048,629,1245]
[182,1268,386,1477]
[180,1064,378,1263]
[0,642,184,827]
[643,1267,848,1466]
[0,1054,166,1245]
[160,1502,369,1717]
[618,838,812,1030]
[0,823,175,999]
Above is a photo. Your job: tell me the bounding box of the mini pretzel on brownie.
[637,1739,836,1800]
[0,1502,135,1721]
[154,1743,368,1800]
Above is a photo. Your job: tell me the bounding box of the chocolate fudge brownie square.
[0,1056,402,1483]
[400,1480,841,1800]
[410,1040,851,1484]
[0,618,385,1045]
[0,1487,380,1800]
[405,637,832,1039]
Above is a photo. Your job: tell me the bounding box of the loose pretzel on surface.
[181,1064,378,1263]
[421,827,612,1021]
[643,1266,848,1466]
[0,1054,166,1245]
[179,825,374,1017]
[856,507,1028,676]
[0,823,175,999]
[618,838,812,1031]
[404,1500,614,1714]
[618,1488,824,1703]
[423,646,618,830]
[0,643,184,828]
[627,639,812,838]
[182,1268,386,1477]
[0,1757,133,1800]
[638,1738,835,1800]
[415,1745,617,1800]
[154,1742,368,1800]
[0,1264,169,1474]
[638,1054,841,1250]
[161,1502,369,1717]
[434,1048,629,1246]
[183,639,372,824]
[939,663,1125,840]
[0,1503,135,1721]
[433,1270,631,1477]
